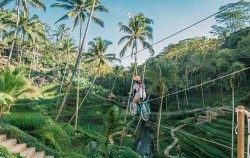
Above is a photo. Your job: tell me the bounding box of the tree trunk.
[75,20,83,130]
[201,70,205,108]
[55,0,96,121]
[184,88,189,106]
[35,50,39,71]
[134,40,138,75]
[19,34,25,64]
[7,0,20,66]
[157,92,164,154]
[109,77,117,100]
[120,65,137,145]
[185,68,188,87]
[28,50,35,79]
[165,96,168,113]
[0,29,2,41]
[75,58,81,130]
[221,87,224,101]
[64,74,98,127]
[0,108,3,119]
[176,93,180,110]
[56,54,69,107]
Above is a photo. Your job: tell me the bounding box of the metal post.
[237,106,245,158]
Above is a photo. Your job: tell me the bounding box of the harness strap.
[136,84,141,93]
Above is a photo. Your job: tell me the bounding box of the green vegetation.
[0,0,249,157]
[0,146,21,158]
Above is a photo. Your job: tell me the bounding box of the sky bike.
[129,96,151,121]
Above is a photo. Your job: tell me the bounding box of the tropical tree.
[118,12,154,72]
[0,92,15,118]
[53,23,70,42]
[211,1,250,36]
[96,106,126,144]
[52,0,108,122]
[0,0,46,66]
[0,66,30,113]
[56,37,77,107]
[2,12,46,63]
[67,37,119,129]
[51,0,108,44]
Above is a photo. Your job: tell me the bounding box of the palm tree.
[56,37,77,107]
[51,0,108,47]
[2,12,46,64]
[65,37,119,129]
[0,0,46,66]
[0,92,15,118]
[96,106,126,144]
[118,13,154,72]
[53,24,70,42]
[52,0,108,122]
[0,66,31,113]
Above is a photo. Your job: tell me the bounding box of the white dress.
[133,83,146,99]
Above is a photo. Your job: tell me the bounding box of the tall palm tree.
[2,12,46,64]
[65,37,119,129]
[56,37,77,107]
[0,0,46,66]
[118,13,154,71]
[53,23,70,42]
[51,0,108,47]
[52,0,108,122]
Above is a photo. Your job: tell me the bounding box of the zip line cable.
[148,67,250,102]
[120,0,244,61]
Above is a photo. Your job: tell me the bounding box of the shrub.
[34,119,71,151]
[0,123,59,157]
[0,146,21,158]
[3,113,46,131]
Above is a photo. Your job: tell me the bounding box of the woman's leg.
[132,96,140,114]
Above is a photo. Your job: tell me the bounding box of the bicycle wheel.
[141,102,150,121]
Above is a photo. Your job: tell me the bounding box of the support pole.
[237,106,245,158]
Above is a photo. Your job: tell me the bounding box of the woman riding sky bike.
[129,75,146,116]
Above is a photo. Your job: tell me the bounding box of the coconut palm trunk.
[65,63,101,128]
[200,70,205,107]
[56,54,69,107]
[75,58,80,130]
[184,88,189,106]
[165,96,168,112]
[75,18,84,130]
[176,93,180,110]
[7,0,20,66]
[134,40,138,75]
[109,77,117,100]
[157,91,164,154]
[28,49,35,79]
[64,74,98,127]
[120,65,136,145]
[55,0,96,121]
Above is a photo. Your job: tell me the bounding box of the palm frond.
[118,22,133,34]
[55,14,70,24]
[50,3,74,10]
[0,0,13,7]
[119,39,132,58]
[118,35,131,46]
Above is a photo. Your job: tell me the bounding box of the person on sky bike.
[129,75,146,116]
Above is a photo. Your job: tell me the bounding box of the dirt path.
[164,124,188,158]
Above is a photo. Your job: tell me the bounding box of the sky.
[4,0,241,66]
